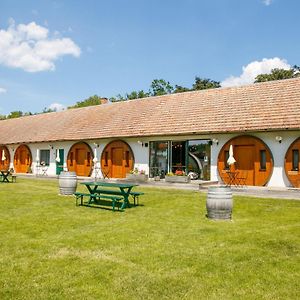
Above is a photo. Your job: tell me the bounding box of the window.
[224,151,229,170]
[125,151,130,167]
[171,141,187,173]
[104,151,109,166]
[260,150,266,170]
[40,150,50,166]
[188,140,211,180]
[292,149,299,171]
[149,141,168,178]
[87,152,91,166]
[70,152,73,166]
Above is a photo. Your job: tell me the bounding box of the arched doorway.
[14,145,32,173]
[217,135,273,186]
[0,145,10,170]
[67,142,93,176]
[284,137,300,187]
[101,140,134,178]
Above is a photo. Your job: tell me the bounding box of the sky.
[0,0,299,115]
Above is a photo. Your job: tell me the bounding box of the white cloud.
[263,0,273,6]
[221,57,291,87]
[0,87,7,94]
[0,19,81,72]
[48,102,66,111]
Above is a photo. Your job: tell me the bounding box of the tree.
[0,114,7,120]
[150,79,174,96]
[7,111,23,119]
[173,85,190,93]
[254,66,300,83]
[68,95,106,109]
[192,77,221,90]
[125,90,150,100]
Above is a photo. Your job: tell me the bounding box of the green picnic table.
[80,181,139,209]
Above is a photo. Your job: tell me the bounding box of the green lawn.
[0,178,299,300]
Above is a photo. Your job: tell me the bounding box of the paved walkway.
[138,180,300,200]
[18,174,300,200]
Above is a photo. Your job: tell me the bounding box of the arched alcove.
[14,145,32,173]
[284,137,300,187]
[67,142,93,176]
[101,140,134,178]
[217,135,273,186]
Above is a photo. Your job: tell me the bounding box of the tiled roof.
[0,78,300,144]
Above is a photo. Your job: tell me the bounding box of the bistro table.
[0,170,11,182]
[80,181,139,209]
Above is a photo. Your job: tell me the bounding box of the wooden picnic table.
[80,181,139,209]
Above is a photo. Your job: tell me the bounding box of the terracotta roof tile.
[0,78,300,144]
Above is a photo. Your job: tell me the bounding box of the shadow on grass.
[79,199,142,212]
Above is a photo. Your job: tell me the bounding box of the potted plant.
[126,168,149,182]
[165,170,191,183]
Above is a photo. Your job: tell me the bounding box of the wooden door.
[56,149,64,175]
[112,147,123,178]
[0,146,10,170]
[101,140,134,178]
[217,135,273,186]
[14,145,32,173]
[234,145,254,185]
[67,142,92,176]
[75,148,86,175]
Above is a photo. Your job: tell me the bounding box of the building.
[0,77,300,187]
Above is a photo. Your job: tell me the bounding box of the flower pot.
[126,173,149,182]
[165,175,191,183]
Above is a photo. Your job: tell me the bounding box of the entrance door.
[111,147,123,178]
[14,145,32,173]
[101,140,134,178]
[56,149,64,175]
[234,145,254,185]
[67,142,93,176]
[75,148,86,176]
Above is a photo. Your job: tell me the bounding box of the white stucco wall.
[5,131,299,187]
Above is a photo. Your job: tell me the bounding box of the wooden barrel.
[59,171,77,195]
[206,186,233,220]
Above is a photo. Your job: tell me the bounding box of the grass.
[0,178,299,300]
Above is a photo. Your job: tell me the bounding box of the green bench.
[130,191,144,206]
[94,189,144,206]
[74,192,123,211]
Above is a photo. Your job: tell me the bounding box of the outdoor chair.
[236,170,248,187]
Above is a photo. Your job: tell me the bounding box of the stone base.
[126,174,149,182]
[165,175,191,183]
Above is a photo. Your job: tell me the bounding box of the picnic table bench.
[74,192,123,211]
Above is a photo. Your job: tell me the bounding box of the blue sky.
[0,0,299,114]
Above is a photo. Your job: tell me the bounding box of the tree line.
[1,65,299,120]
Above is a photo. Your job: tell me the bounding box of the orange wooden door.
[67,142,93,176]
[75,148,86,176]
[14,145,32,173]
[0,146,10,170]
[111,147,123,178]
[234,145,254,185]
[101,140,134,178]
[217,135,273,186]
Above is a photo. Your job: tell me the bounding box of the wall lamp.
[212,138,219,145]
[137,140,144,147]
[49,144,54,149]
[275,136,282,143]
[93,143,99,148]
